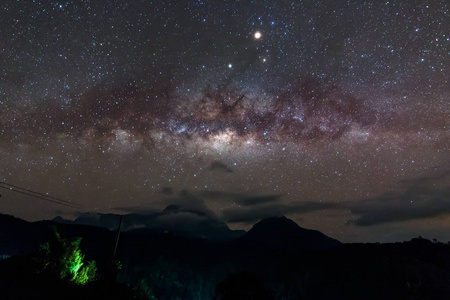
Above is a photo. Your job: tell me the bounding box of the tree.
[37,232,97,285]
[214,272,274,300]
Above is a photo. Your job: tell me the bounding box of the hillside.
[1,213,450,299]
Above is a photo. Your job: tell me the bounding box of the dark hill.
[0,214,54,256]
[3,213,450,299]
[0,213,115,262]
[235,216,341,251]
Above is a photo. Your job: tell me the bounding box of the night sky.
[0,0,448,243]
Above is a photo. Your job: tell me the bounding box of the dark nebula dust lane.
[0,0,449,242]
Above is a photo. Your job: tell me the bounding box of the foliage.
[136,279,158,300]
[114,259,123,270]
[37,232,97,285]
[215,272,274,300]
[145,256,182,299]
[74,260,97,285]
[123,256,234,300]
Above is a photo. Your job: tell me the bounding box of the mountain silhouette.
[53,206,245,242]
[0,213,115,258]
[235,216,341,251]
[3,213,450,299]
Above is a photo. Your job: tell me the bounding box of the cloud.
[209,161,233,173]
[168,189,218,218]
[119,170,450,228]
[349,171,450,226]
[198,190,281,207]
[198,190,241,201]
[114,206,160,215]
[117,189,216,218]
[162,187,174,195]
[160,189,336,224]
[222,203,286,223]
[222,201,338,223]
[349,187,450,226]
[152,211,210,227]
[399,170,450,187]
[237,194,282,206]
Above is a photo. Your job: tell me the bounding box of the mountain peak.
[237,216,341,251]
[251,216,299,231]
[162,204,181,214]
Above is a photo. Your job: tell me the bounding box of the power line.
[0,181,76,206]
[0,181,85,210]
[0,185,79,209]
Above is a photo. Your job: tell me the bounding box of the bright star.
[254,31,262,39]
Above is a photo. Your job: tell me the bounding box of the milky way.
[0,0,449,242]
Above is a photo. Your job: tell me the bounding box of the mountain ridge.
[52,208,246,242]
[235,215,342,251]
[1,212,342,254]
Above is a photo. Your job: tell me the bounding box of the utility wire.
[0,181,85,210]
[0,185,79,209]
[0,181,75,205]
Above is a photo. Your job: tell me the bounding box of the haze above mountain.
[53,204,246,242]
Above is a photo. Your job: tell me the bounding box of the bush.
[37,232,97,285]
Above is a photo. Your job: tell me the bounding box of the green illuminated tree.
[38,233,97,285]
